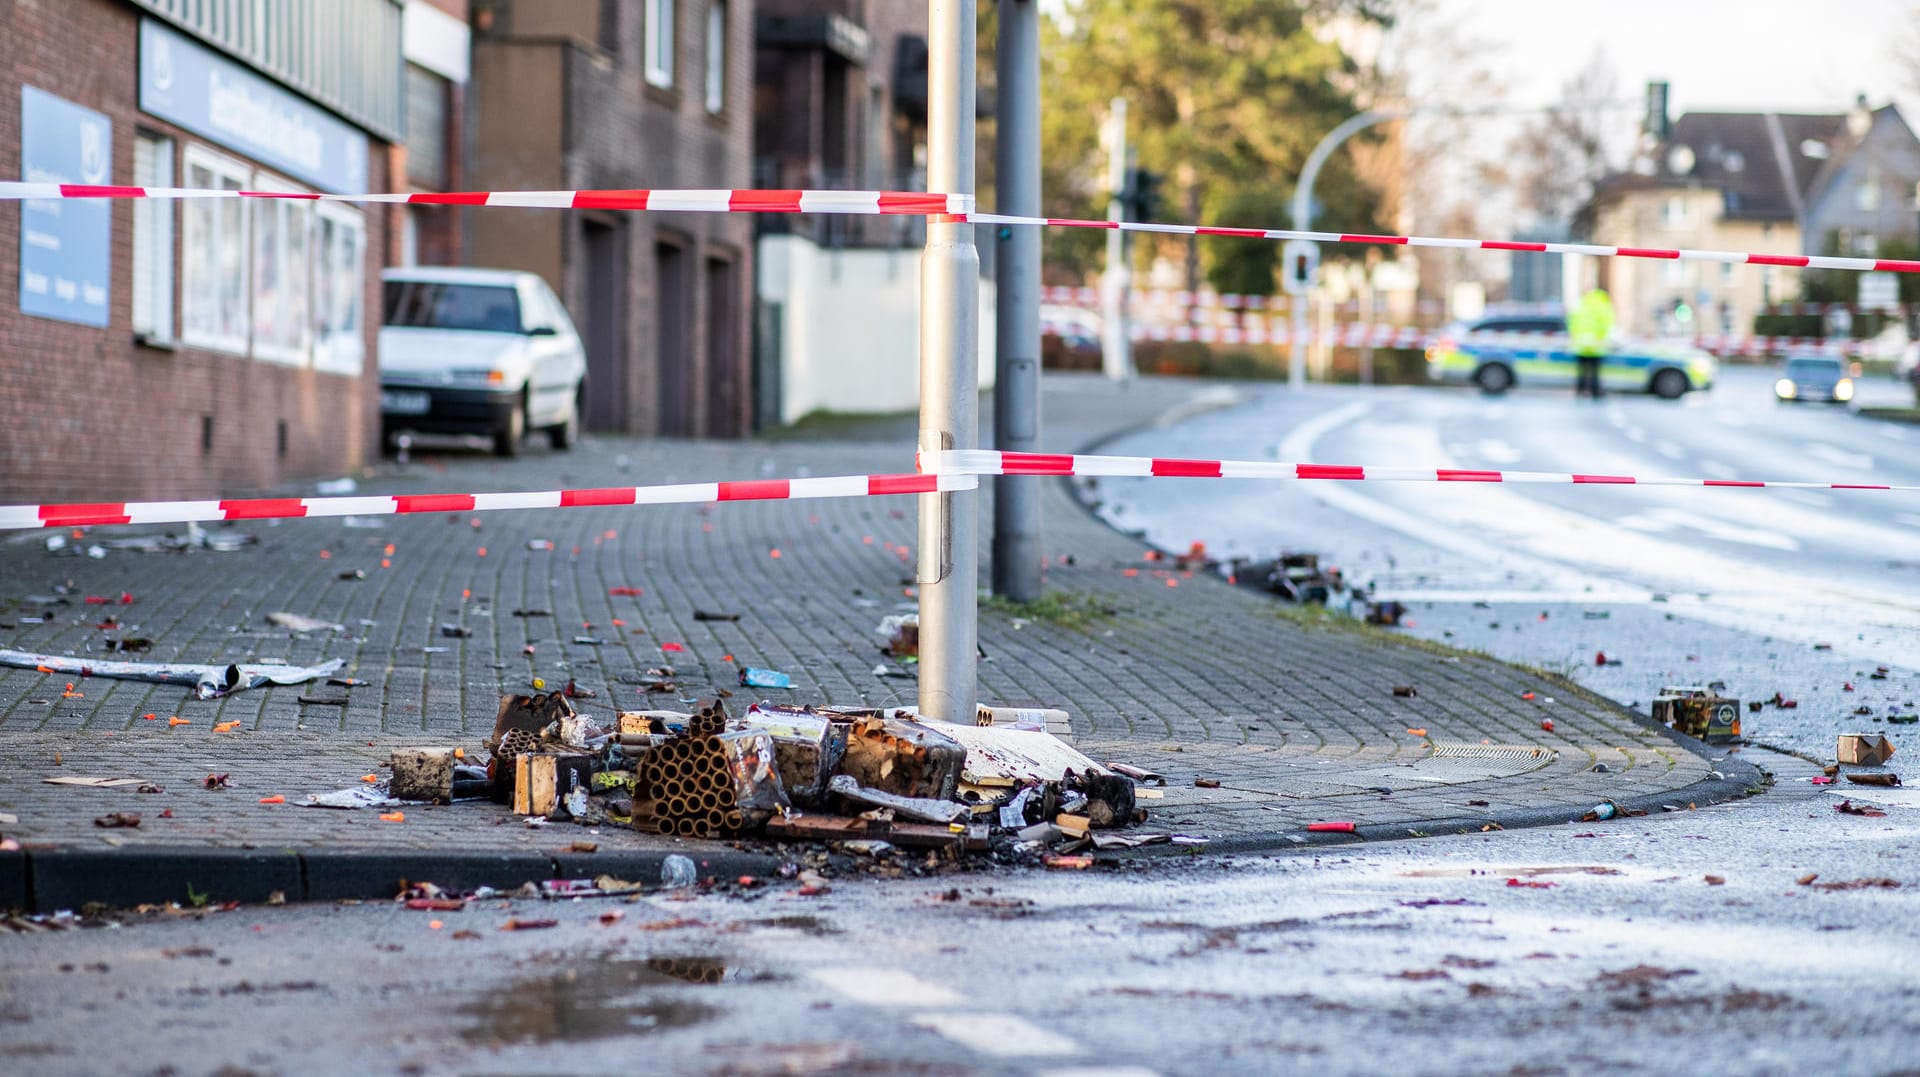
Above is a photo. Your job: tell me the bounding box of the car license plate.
[381,389,430,416]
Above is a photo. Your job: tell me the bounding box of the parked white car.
[378,267,587,457]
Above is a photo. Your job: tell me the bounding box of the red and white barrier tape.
[7,182,1912,275]
[970,212,1920,276]
[1040,319,1895,354]
[925,450,1917,492]
[0,473,975,530]
[0,183,970,216]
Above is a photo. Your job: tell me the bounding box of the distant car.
[1774,356,1853,404]
[379,267,587,457]
[1425,314,1717,399]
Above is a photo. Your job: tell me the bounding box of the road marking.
[1774,488,1830,508]
[1700,461,1738,479]
[1653,439,1686,461]
[1613,508,1800,551]
[810,967,964,1008]
[1474,438,1523,464]
[1803,443,1874,470]
[908,1013,1082,1058]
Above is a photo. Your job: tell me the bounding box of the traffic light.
[1281,239,1319,296]
[1126,167,1164,221]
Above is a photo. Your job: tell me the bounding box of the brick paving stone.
[0,375,1736,878]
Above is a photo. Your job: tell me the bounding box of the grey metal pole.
[1101,97,1132,380]
[1289,109,1389,390]
[917,0,980,723]
[992,0,1042,602]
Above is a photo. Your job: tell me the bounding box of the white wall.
[759,234,996,425]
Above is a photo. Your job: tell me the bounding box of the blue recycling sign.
[18,86,113,327]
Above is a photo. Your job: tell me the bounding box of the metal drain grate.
[1401,743,1557,783]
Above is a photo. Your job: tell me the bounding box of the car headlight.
[1775,378,1796,399]
[1835,378,1854,401]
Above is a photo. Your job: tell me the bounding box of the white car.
[378,267,587,457]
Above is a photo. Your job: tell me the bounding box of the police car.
[1425,313,1717,399]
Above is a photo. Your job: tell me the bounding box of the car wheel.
[494,395,526,458]
[1650,369,1688,399]
[548,384,582,451]
[1473,363,1513,394]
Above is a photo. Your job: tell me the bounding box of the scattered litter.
[1800,876,1901,891]
[93,812,140,828]
[267,611,344,633]
[1505,878,1555,889]
[1703,875,1726,886]
[1392,685,1417,698]
[204,774,230,790]
[739,667,793,689]
[1108,763,1165,786]
[379,811,406,823]
[608,587,644,597]
[439,624,472,639]
[694,610,741,622]
[500,918,558,931]
[44,776,145,788]
[526,539,555,551]
[1838,734,1896,766]
[0,649,343,700]
[513,608,552,618]
[1845,773,1903,788]
[258,795,286,805]
[1307,821,1356,834]
[1833,800,1888,817]
[1194,778,1222,789]
[876,614,919,658]
[1043,854,1094,870]
[303,785,404,810]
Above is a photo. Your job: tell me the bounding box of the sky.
[1449,0,1916,117]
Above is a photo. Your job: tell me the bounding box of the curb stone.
[3,845,785,913]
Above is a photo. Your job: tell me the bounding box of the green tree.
[1038,0,1389,285]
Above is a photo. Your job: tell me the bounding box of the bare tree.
[1508,50,1622,228]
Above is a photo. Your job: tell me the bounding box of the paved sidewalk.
[0,375,1752,909]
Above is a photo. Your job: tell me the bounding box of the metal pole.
[917,0,980,723]
[1290,109,1389,390]
[1101,97,1132,380]
[992,0,1042,602]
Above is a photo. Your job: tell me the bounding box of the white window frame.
[312,203,367,377]
[646,0,676,89]
[1661,195,1690,230]
[132,131,176,342]
[704,1,725,113]
[249,170,313,367]
[181,143,251,355]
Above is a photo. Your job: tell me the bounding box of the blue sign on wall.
[19,86,113,327]
[139,19,369,194]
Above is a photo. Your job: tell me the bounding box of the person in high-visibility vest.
[1567,288,1615,399]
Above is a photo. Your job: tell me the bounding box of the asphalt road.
[1085,365,1920,766]
[3,749,1914,1076]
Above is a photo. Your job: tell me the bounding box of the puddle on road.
[459,957,730,1046]
[1401,865,1624,878]
[743,915,842,936]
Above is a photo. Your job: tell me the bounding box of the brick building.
[466,0,755,438]
[1,0,411,502]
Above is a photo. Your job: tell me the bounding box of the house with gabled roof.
[1579,96,1920,338]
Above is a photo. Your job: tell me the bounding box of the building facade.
[466,0,755,438]
[1582,100,1920,339]
[2,0,406,502]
